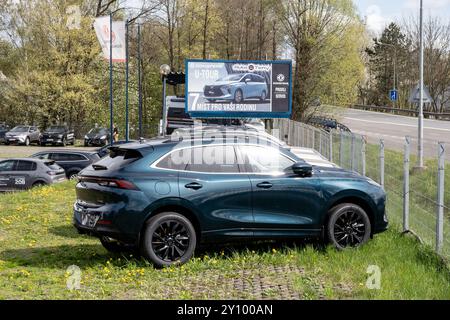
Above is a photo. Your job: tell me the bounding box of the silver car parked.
[0,158,66,192]
[5,125,41,146]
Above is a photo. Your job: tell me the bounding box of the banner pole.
[138,24,142,139]
[109,13,113,146]
[125,19,129,142]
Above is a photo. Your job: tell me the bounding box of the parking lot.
[0,145,98,159]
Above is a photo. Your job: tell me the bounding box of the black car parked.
[84,128,110,147]
[31,149,100,179]
[40,125,75,146]
[0,123,10,144]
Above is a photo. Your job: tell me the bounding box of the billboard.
[185,59,292,118]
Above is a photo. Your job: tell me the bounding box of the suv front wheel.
[141,212,197,267]
[327,203,371,250]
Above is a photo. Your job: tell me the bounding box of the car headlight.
[100,135,107,139]
[58,134,63,138]
[221,85,231,93]
[84,135,89,139]
[366,178,381,188]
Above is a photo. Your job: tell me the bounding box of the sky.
[354,0,450,35]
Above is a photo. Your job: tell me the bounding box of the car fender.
[322,189,378,225]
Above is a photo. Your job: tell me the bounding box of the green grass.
[0,181,449,299]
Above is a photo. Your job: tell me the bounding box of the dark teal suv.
[73,136,387,267]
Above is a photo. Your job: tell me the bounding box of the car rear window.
[92,148,142,171]
[45,162,62,170]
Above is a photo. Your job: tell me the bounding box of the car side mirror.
[245,78,251,83]
[292,162,312,177]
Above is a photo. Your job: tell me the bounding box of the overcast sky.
[354,0,450,35]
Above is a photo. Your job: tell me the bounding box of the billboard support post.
[109,13,113,146]
[125,19,129,142]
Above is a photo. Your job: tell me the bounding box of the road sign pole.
[418,0,424,168]
[125,19,129,142]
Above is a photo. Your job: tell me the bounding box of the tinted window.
[156,149,188,170]
[186,146,239,173]
[239,145,294,173]
[92,148,142,171]
[51,153,86,161]
[33,153,50,159]
[0,160,16,171]
[45,162,62,170]
[16,160,36,171]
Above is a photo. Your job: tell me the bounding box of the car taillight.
[47,171,57,176]
[80,177,139,190]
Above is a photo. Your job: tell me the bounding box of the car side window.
[0,160,16,172]
[238,145,295,173]
[35,153,50,159]
[155,149,188,171]
[16,160,36,171]
[185,145,239,173]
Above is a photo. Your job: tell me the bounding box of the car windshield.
[47,126,65,132]
[88,128,105,134]
[217,74,244,82]
[10,126,29,132]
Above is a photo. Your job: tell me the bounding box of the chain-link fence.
[272,119,448,262]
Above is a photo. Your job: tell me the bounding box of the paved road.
[337,108,450,160]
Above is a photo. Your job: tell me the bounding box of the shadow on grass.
[0,238,326,270]
[48,225,85,239]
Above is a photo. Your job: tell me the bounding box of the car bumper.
[203,93,234,100]
[72,201,137,244]
[5,137,26,143]
[41,137,64,144]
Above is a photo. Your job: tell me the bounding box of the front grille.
[204,86,223,97]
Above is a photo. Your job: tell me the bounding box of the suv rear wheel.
[327,203,371,250]
[141,212,196,267]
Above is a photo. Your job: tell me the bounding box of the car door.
[176,144,254,238]
[29,126,38,142]
[237,144,324,235]
[0,160,17,191]
[10,160,36,190]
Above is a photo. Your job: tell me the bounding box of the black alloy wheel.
[327,203,371,250]
[142,212,196,267]
[234,89,243,103]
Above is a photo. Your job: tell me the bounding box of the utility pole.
[125,19,129,142]
[138,24,142,139]
[417,0,424,168]
[109,13,113,146]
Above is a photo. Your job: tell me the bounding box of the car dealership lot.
[0,145,98,159]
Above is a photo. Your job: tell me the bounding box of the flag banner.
[93,16,126,62]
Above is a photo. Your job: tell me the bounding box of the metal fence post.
[319,131,323,155]
[361,137,366,176]
[350,134,355,171]
[436,142,445,253]
[403,136,410,232]
[380,139,385,188]
[329,131,333,162]
[339,133,344,167]
[312,129,315,150]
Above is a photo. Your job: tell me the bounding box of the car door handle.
[256,182,273,189]
[185,182,203,190]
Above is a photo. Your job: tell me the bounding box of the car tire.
[327,203,371,250]
[141,212,197,268]
[5,141,9,145]
[233,89,243,103]
[32,181,46,188]
[100,236,137,253]
[260,90,267,101]
[24,137,30,146]
[68,171,79,180]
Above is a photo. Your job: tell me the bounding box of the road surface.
[337,108,450,160]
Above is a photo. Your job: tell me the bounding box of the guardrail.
[351,104,450,120]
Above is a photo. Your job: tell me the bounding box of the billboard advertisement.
[185,59,292,118]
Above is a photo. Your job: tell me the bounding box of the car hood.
[86,133,106,138]
[44,131,63,135]
[313,166,371,181]
[6,131,27,135]
[207,81,239,87]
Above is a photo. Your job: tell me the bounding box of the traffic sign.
[408,83,432,104]
[389,89,398,101]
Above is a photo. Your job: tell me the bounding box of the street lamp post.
[417,0,424,168]
[160,64,171,137]
[379,42,397,107]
